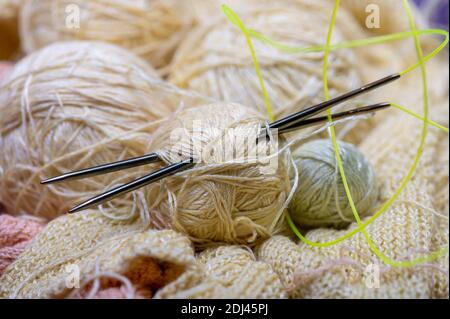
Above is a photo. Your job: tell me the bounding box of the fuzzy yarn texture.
[289,139,378,228]
[0,211,288,299]
[0,214,44,276]
[171,0,425,147]
[0,62,13,80]
[0,214,145,299]
[256,58,449,298]
[0,0,448,299]
[170,0,361,121]
[0,41,205,219]
[19,0,194,68]
[148,102,292,247]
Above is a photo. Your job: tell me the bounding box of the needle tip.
[40,175,67,184]
[68,204,86,214]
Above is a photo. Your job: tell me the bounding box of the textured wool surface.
[256,58,449,298]
[0,214,44,277]
[197,245,287,298]
[0,214,148,299]
[0,211,204,298]
[171,0,426,147]
[0,62,13,79]
[0,41,205,219]
[0,0,448,299]
[19,0,194,68]
[0,211,287,299]
[148,102,292,247]
[170,0,362,121]
[289,139,378,228]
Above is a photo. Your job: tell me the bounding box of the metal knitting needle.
[268,73,400,132]
[41,74,399,214]
[68,158,194,213]
[67,102,390,214]
[277,102,391,135]
[42,74,399,186]
[41,153,161,184]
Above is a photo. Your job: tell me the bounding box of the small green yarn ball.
[289,139,378,228]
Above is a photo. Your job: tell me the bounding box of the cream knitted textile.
[198,245,287,298]
[0,211,287,299]
[0,211,207,298]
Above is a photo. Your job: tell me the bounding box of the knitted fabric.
[0,214,44,277]
[0,62,12,80]
[0,214,138,299]
[0,211,207,298]
[256,60,449,298]
[198,245,287,298]
[0,215,44,277]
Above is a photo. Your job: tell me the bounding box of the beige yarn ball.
[170,0,361,120]
[289,139,378,228]
[0,41,202,219]
[19,0,194,68]
[148,102,292,247]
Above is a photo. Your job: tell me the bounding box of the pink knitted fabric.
[0,214,45,276]
[0,62,12,80]
[0,214,143,299]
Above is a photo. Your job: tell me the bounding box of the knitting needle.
[43,102,389,185]
[42,74,399,213]
[42,74,399,185]
[277,102,391,135]
[41,153,160,184]
[269,73,400,132]
[67,102,390,214]
[68,158,194,213]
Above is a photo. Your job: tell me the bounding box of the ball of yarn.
[148,102,291,246]
[0,41,202,219]
[289,139,378,228]
[169,0,361,120]
[19,0,194,68]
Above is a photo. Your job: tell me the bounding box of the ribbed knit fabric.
[256,62,449,298]
[0,215,44,277]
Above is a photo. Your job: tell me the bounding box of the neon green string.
[348,0,449,267]
[391,102,448,133]
[222,2,449,266]
[319,0,448,267]
[221,5,274,122]
[227,21,449,77]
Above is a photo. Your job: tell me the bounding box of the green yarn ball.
[289,139,378,228]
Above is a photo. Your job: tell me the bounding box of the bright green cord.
[391,102,448,133]
[223,1,449,267]
[221,5,274,122]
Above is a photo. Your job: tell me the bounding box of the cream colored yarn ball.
[289,139,378,228]
[170,0,361,120]
[0,41,201,219]
[148,102,291,246]
[19,0,194,68]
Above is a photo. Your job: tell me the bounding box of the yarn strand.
[223,1,449,267]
